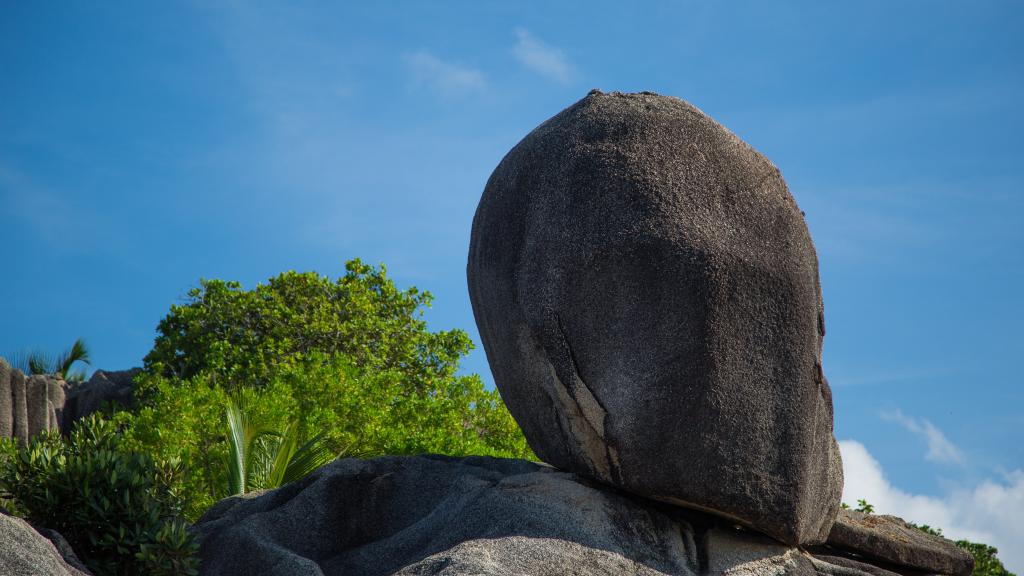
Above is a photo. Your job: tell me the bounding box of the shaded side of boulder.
[822,510,973,576]
[0,513,91,576]
[467,89,842,545]
[35,527,94,576]
[194,454,898,576]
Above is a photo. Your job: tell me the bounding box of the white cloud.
[880,409,965,465]
[840,440,1024,572]
[404,51,486,97]
[511,28,572,84]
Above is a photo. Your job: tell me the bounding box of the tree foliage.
[144,260,472,392]
[119,260,532,519]
[0,416,198,576]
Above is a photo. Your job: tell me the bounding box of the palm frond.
[281,431,335,485]
[28,352,51,375]
[224,393,335,496]
[55,338,90,379]
[264,423,299,490]
[225,392,281,495]
[225,397,248,495]
[6,350,38,374]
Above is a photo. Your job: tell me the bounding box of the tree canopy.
[145,260,473,392]
[120,260,532,518]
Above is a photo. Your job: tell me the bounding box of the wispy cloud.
[511,28,572,84]
[404,51,486,98]
[881,409,965,465]
[0,163,109,254]
[840,440,1023,571]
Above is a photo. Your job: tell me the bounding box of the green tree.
[119,261,532,519]
[955,541,1015,576]
[144,260,473,393]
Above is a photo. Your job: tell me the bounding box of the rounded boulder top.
[467,90,843,546]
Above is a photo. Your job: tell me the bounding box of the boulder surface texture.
[0,358,67,444]
[821,510,973,576]
[0,513,91,576]
[467,90,843,545]
[193,455,964,576]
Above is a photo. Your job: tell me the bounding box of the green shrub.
[118,353,531,519]
[0,415,199,576]
[116,261,533,520]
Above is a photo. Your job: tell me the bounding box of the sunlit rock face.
[467,90,843,546]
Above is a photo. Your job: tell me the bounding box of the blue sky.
[2,1,1021,564]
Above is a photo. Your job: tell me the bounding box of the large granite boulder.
[0,513,91,576]
[467,90,843,545]
[193,455,964,576]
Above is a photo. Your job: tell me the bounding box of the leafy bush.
[955,541,1016,576]
[0,415,199,576]
[118,352,530,519]
[117,260,532,519]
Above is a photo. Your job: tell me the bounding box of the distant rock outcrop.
[0,359,68,444]
[0,359,140,442]
[193,455,970,576]
[468,90,842,545]
[62,368,139,428]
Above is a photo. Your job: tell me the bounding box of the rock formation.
[193,455,971,576]
[61,368,139,429]
[0,359,68,443]
[3,91,978,576]
[468,90,842,545]
[820,510,974,576]
[0,513,91,576]
[0,359,139,442]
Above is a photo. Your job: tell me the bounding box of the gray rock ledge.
[192,455,962,576]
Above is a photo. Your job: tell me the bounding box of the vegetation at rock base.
[0,415,199,576]
[224,393,335,496]
[114,259,532,518]
[843,500,1015,576]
